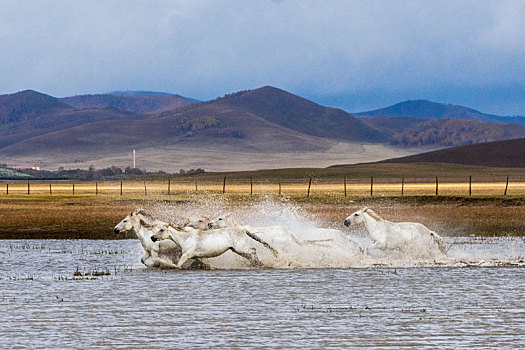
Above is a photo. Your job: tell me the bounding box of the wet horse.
[344,208,447,257]
[151,218,277,268]
[114,210,208,269]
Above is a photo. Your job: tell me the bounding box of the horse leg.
[188,259,211,270]
[176,252,193,268]
[365,241,385,256]
[141,250,151,266]
[231,247,263,267]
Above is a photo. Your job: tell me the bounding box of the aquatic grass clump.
[72,267,111,279]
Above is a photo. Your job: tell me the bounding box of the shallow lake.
[1,239,524,349]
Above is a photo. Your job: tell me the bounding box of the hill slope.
[0,90,73,123]
[1,86,390,156]
[213,86,388,142]
[61,92,195,114]
[389,118,525,147]
[384,138,525,168]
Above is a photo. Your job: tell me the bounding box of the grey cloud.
[0,0,523,115]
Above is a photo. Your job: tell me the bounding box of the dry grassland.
[1,192,525,239]
[1,180,524,197]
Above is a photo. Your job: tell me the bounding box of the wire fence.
[1,175,524,197]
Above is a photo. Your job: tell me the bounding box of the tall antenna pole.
[133,149,136,168]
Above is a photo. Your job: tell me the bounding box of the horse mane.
[168,219,190,230]
[364,208,383,221]
[139,219,156,228]
[134,209,154,220]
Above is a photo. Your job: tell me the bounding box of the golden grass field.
[2,163,525,239]
[1,179,524,197]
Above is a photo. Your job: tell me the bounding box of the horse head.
[343,207,368,227]
[150,226,172,242]
[114,211,136,236]
[207,213,233,229]
[185,216,211,231]
[114,209,157,236]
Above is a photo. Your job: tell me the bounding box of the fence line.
[1,175,524,198]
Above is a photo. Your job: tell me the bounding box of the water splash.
[145,198,525,269]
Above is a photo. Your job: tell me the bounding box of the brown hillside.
[0,98,334,156]
[0,90,73,123]
[390,119,525,147]
[61,93,195,114]
[359,116,425,136]
[384,138,525,168]
[212,86,388,142]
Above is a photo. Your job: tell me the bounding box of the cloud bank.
[0,0,523,114]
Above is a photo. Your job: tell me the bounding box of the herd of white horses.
[114,207,453,269]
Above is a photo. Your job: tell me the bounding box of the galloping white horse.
[344,208,447,257]
[208,214,364,266]
[208,214,334,247]
[114,210,207,269]
[150,219,277,268]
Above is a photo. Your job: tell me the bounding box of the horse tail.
[430,231,448,255]
[245,230,279,257]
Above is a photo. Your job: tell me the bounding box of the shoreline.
[1,195,525,239]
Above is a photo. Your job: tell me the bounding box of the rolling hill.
[0,86,389,154]
[0,90,73,123]
[2,86,523,171]
[0,86,401,170]
[383,138,525,168]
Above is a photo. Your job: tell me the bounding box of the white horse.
[208,214,334,247]
[208,215,364,267]
[344,208,447,257]
[150,220,277,268]
[114,210,208,269]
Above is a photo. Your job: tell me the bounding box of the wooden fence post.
[120,181,123,196]
[469,176,472,197]
[250,177,253,195]
[144,181,147,196]
[49,183,52,195]
[96,182,98,195]
[370,176,373,197]
[307,177,312,198]
[222,177,226,194]
[278,181,281,195]
[27,181,30,195]
[195,179,198,193]
[6,183,8,196]
[401,177,404,197]
[435,176,439,196]
[504,176,509,196]
[168,178,171,195]
[73,183,75,195]
[344,176,347,197]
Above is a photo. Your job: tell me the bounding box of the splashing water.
[145,198,525,269]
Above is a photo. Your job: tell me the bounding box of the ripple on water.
[0,239,524,349]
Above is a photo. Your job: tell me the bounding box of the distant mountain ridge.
[1,87,525,170]
[356,99,524,125]
[61,92,195,114]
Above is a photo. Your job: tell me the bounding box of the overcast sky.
[0,0,523,115]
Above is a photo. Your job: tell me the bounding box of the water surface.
[1,239,524,349]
